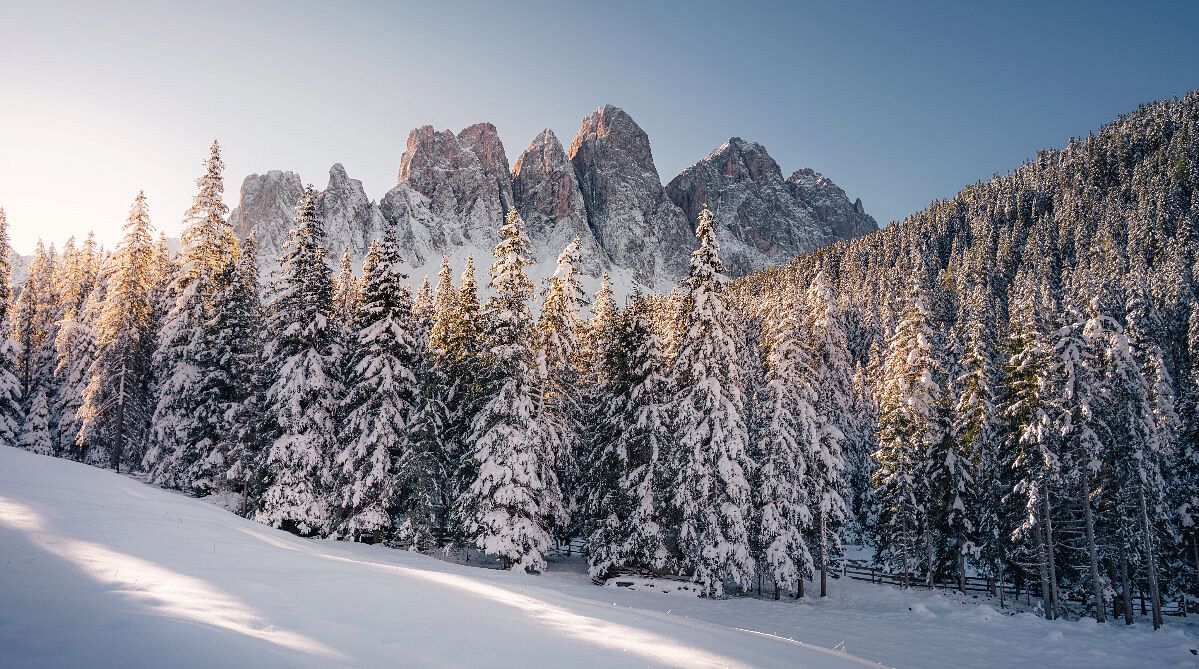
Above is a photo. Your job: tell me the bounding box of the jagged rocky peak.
[315,163,385,266]
[568,104,693,285]
[228,169,303,271]
[396,124,503,247]
[512,128,606,276]
[786,167,878,240]
[457,122,514,214]
[667,138,878,276]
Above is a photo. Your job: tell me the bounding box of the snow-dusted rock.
[786,167,878,242]
[316,163,386,267]
[397,125,503,250]
[512,128,607,278]
[228,169,304,273]
[568,105,694,286]
[666,138,878,276]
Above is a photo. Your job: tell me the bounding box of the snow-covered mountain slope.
[2,446,1194,669]
[228,105,876,300]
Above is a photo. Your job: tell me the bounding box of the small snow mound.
[908,603,936,619]
[1045,630,1064,642]
[1075,617,1098,628]
[604,575,703,597]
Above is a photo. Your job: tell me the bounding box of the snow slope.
[0,445,1194,668]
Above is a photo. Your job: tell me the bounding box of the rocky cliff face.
[568,105,693,285]
[786,168,877,242]
[228,170,303,272]
[228,104,877,295]
[511,128,606,276]
[666,138,878,276]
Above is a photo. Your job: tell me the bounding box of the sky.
[2,0,1197,254]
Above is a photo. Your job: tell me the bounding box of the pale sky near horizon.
[2,0,1197,254]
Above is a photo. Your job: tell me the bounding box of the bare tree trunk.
[924,523,934,589]
[820,512,829,598]
[111,363,128,474]
[797,577,805,599]
[1119,545,1133,625]
[1081,470,1105,622]
[1136,485,1163,629]
[1042,485,1060,620]
[1037,513,1053,620]
[900,514,911,588]
[773,583,780,601]
[957,538,966,593]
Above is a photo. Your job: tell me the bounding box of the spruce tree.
[19,389,52,455]
[873,278,944,587]
[754,295,817,598]
[804,271,851,596]
[77,192,157,471]
[667,205,755,597]
[333,230,419,543]
[0,208,23,447]
[455,210,563,572]
[255,187,337,536]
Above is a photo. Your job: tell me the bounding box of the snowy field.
[0,446,1194,669]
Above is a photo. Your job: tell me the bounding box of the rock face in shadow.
[667,138,878,276]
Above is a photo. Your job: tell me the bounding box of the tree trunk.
[924,523,934,589]
[820,512,829,598]
[773,583,780,601]
[900,514,911,588]
[1119,545,1133,625]
[957,538,966,593]
[1081,470,1105,622]
[1036,512,1053,620]
[1042,485,1060,620]
[797,577,805,599]
[1136,484,1163,629]
[111,362,128,474]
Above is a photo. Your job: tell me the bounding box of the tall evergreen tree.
[667,206,755,597]
[0,208,23,447]
[255,187,337,536]
[77,192,157,471]
[455,210,563,572]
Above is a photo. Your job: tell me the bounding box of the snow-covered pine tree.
[1094,288,1168,628]
[333,230,419,544]
[0,208,23,447]
[873,277,945,588]
[255,187,338,537]
[77,192,157,471]
[1047,299,1107,621]
[143,271,207,488]
[667,205,755,598]
[223,234,267,516]
[534,236,587,540]
[953,283,1007,596]
[804,271,851,597]
[753,294,817,599]
[441,256,487,544]
[19,389,52,455]
[585,293,672,578]
[456,210,564,572]
[191,252,260,497]
[11,241,59,406]
[145,141,239,493]
[51,234,102,454]
[1002,284,1062,619]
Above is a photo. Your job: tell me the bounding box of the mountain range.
[228,104,877,296]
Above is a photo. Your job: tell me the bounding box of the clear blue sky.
[2,0,1197,253]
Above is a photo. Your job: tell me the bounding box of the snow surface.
[1,445,1195,668]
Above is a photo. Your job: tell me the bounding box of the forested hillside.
[2,93,1197,631]
[735,91,1199,626]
